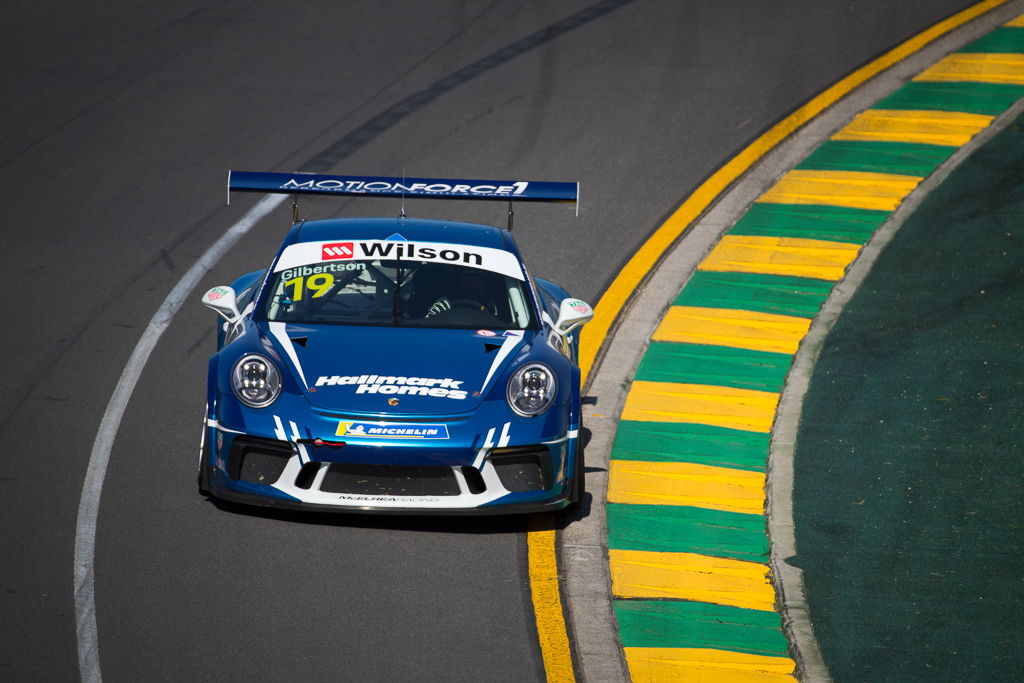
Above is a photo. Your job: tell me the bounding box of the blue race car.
[198,171,593,514]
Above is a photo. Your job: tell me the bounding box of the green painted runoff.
[793,106,1024,682]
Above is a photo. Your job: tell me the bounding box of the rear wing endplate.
[228,171,579,225]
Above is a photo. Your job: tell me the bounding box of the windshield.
[259,257,536,329]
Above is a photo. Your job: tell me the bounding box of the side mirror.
[201,286,241,324]
[554,298,594,335]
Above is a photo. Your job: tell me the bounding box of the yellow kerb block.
[610,549,776,610]
[699,234,862,281]
[608,460,765,515]
[621,381,778,433]
[759,169,921,212]
[652,306,810,355]
[610,458,765,511]
[833,109,994,147]
[914,53,1024,85]
[624,647,797,682]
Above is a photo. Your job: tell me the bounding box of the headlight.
[231,354,281,408]
[506,363,557,417]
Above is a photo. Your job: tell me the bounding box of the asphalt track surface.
[0,1,983,681]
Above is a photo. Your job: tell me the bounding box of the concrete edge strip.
[768,88,1024,683]
[563,1,1024,680]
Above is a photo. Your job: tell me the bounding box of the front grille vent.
[228,436,293,485]
[321,463,460,496]
[490,446,552,492]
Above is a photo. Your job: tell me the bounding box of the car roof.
[290,217,514,252]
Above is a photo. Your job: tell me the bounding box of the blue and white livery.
[198,171,593,514]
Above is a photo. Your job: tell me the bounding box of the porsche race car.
[198,171,593,514]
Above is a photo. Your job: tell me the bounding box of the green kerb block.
[611,420,769,471]
[959,26,1024,54]
[730,202,886,243]
[875,81,1024,116]
[636,342,791,393]
[798,140,954,177]
[615,599,790,656]
[607,503,768,561]
[676,270,835,319]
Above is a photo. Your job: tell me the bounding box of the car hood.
[261,322,531,415]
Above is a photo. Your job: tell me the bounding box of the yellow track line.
[528,514,576,682]
[529,2,1012,680]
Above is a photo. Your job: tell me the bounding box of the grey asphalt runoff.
[0,1,984,680]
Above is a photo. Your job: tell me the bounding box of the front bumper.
[204,471,575,516]
[201,406,578,515]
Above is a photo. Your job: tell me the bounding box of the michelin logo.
[337,421,450,439]
[316,374,467,400]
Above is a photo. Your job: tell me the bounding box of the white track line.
[73,193,285,683]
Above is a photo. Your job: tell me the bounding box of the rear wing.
[227,170,579,227]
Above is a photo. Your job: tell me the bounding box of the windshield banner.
[273,239,526,280]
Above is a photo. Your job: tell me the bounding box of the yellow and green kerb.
[606,16,1024,681]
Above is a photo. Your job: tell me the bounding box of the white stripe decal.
[541,429,577,446]
[474,421,511,468]
[269,321,308,389]
[479,331,523,394]
[472,447,488,470]
[273,415,287,441]
[289,420,309,465]
[206,418,246,435]
[474,426,497,469]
